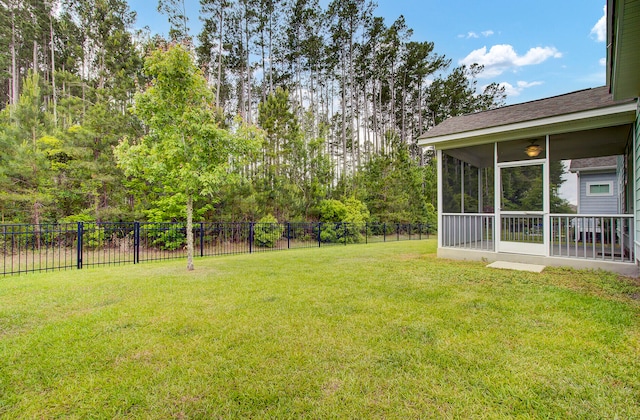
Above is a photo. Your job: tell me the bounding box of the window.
[586,182,613,196]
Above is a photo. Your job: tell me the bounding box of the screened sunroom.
[418,87,638,275]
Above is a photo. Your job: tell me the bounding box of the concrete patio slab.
[486,261,546,273]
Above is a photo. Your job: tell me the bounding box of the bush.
[254,214,284,248]
[425,203,437,231]
[83,223,107,249]
[316,198,370,244]
[145,223,186,251]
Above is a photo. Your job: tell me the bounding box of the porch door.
[498,161,547,255]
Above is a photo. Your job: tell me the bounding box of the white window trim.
[586,181,613,196]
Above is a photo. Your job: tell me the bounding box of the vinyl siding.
[579,172,619,214]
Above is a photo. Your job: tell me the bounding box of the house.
[417,0,640,275]
[570,156,621,215]
[569,156,621,243]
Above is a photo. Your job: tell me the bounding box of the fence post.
[133,222,140,264]
[76,222,83,269]
[344,222,347,245]
[409,223,412,240]
[384,223,386,242]
[365,222,368,244]
[200,222,204,257]
[287,223,290,249]
[318,222,322,247]
[397,223,400,241]
[249,222,254,254]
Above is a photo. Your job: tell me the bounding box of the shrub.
[254,214,284,248]
[144,223,186,251]
[83,223,107,249]
[316,198,370,244]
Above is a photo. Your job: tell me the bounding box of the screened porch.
[437,129,635,265]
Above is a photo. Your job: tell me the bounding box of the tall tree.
[426,64,505,126]
[114,45,259,270]
[158,0,190,42]
[199,0,231,107]
[0,71,54,224]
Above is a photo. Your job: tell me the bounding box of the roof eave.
[418,102,637,150]
[607,0,640,100]
[569,165,617,173]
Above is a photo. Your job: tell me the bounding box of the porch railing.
[441,213,494,251]
[550,214,634,262]
[441,213,635,263]
[500,213,544,244]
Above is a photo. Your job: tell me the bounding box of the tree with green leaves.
[114,45,260,270]
[426,64,505,127]
[0,70,57,224]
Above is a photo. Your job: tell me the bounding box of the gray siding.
[578,172,619,214]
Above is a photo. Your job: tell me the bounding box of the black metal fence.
[1,221,430,276]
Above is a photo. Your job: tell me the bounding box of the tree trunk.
[349,29,358,176]
[268,11,273,94]
[372,80,378,153]
[33,40,38,72]
[216,9,224,108]
[260,28,266,103]
[245,12,252,122]
[50,14,57,127]
[401,74,406,143]
[341,48,347,178]
[186,194,194,271]
[10,4,18,107]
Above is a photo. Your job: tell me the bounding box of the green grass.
[1,240,639,418]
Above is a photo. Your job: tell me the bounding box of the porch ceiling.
[549,125,631,160]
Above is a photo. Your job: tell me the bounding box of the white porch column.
[460,160,465,213]
[494,142,500,252]
[544,134,551,256]
[478,167,483,213]
[437,149,443,249]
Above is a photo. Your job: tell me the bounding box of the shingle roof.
[569,156,618,172]
[419,86,634,140]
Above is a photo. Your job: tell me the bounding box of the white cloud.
[498,80,544,97]
[460,44,562,78]
[458,30,494,39]
[590,5,606,42]
[599,57,606,66]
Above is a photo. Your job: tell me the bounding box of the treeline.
[0,0,505,226]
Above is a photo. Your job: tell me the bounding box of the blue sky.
[128,0,607,106]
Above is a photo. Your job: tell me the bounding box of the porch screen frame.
[494,136,551,256]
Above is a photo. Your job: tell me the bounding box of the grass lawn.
[1,240,639,418]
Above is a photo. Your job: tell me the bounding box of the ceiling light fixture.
[525,141,542,158]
